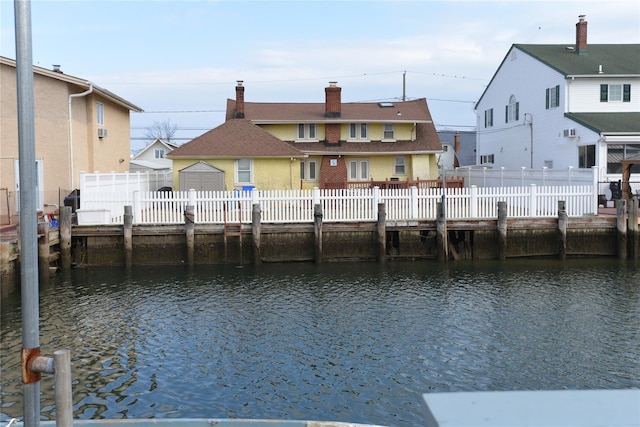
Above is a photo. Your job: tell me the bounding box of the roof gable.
[133,138,179,160]
[167,119,305,158]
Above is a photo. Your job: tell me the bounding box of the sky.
[2,0,639,151]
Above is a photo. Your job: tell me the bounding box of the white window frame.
[235,158,253,184]
[394,156,406,175]
[96,102,104,126]
[484,108,493,128]
[154,149,165,159]
[382,124,395,141]
[506,95,519,123]
[349,160,369,181]
[546,85,560,109]
[608,84,623,102]
[300,160,318,181]
[348,123,369,141]
[480,154,494,164]
[296,123,317,141]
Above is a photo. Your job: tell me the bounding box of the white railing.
[448,166,597,188]
[79,185,598,225]
[80,171,173,194]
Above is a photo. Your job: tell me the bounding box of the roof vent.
[379,102,394,108]
[565,46,575,51]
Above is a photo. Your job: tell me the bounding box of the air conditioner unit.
[563,128,576,138]
[98,128,108,138]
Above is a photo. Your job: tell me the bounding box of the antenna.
[402,71,406,102]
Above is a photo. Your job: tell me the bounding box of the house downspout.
[68,83,93,190]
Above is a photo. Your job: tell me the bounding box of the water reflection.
[1,259,639,426]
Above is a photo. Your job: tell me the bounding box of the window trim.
[484,108,494,128]
[394,156,406,175]
[601,84,631,102]
[235,158,253,184]
[300,160,318,181]
[546,85,560,109]
[348,123,369,141]
[96,102,104,126]
[505,95,519,123]
[382,124,395,142]
[349,159,369,181]
[296,123,318,142]
[154,149,165,159]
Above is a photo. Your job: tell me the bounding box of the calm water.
[1,259,639,426]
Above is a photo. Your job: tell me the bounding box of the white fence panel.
[78,185,598,225]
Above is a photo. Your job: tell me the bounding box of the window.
[505,95,519,122]
[382,124,395,140]
[300,160,317,181]
[349,160,369,181]
[484,108,493,128]
[480,154,494,164]
[349,123,368,141]
[235,158,252,183]
[601,84,631,102]
[607,144,640,173]
[578,145,596,168]
[296,123,317,141]
[394,157,406,175]
[546,85,560,109]
[96,102,104,125]
[154,149,165,159]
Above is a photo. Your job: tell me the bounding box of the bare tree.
[145,119,179,143]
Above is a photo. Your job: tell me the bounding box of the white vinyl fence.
[79,185,598,225]
[80,171,173,193]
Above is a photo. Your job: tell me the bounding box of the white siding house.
[130,139,179,172]
[475,16,640,196]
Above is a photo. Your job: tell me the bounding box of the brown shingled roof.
[227,97,434,123]
[167,119,305,159]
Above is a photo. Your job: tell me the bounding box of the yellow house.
[0,57,142,223]
[168,81,442,191]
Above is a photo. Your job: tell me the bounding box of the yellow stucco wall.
[172,158,301,191]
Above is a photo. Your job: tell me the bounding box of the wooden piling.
[377,203,386,263]
[497,201,507,260]
[124,205,133,268]
[558,200,568,260]
[628,196,638,260]
[59,206,72,269]
[37,221,50,278]
[184,205,195,266]
[252,203,261,265]
[314,204,323,263]
[616,199,627,259]
[436,202,448,262]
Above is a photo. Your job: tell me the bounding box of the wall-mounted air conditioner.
[563,128,576,138]
[98,128,108,138]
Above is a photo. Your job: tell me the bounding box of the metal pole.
[14,1,41,426]
[54,350,73,427]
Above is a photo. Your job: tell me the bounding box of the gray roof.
[565,112,640,134]
[515,44,640,76]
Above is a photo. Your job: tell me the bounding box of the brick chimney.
[235,80,245,119]
[576,15,588,55]
[325,82,341,118]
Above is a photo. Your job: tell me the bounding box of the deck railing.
[79,184,597,225]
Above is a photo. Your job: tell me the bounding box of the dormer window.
[296,123,317,141]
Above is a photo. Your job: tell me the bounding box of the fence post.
[38,221,50,278]
[617,199,627,259]
[252,203,261,265]
[133,191,141,224]
[497,201,507,260]
[53,349,73,427]
[628,196,638,260]
[470,185,478,218]
[314,204,323,263]
[59,206,72,270]
[410,186,418,219]
[313,187,320,207]
[592,166,599,215]
[124,205,133,268]
[377,203,386,262]
[184,205,194,266]
[436,202,448,262]
[558,200,568,260]
[529,184,538,217]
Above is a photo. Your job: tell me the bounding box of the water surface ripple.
[2,259,639,426]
